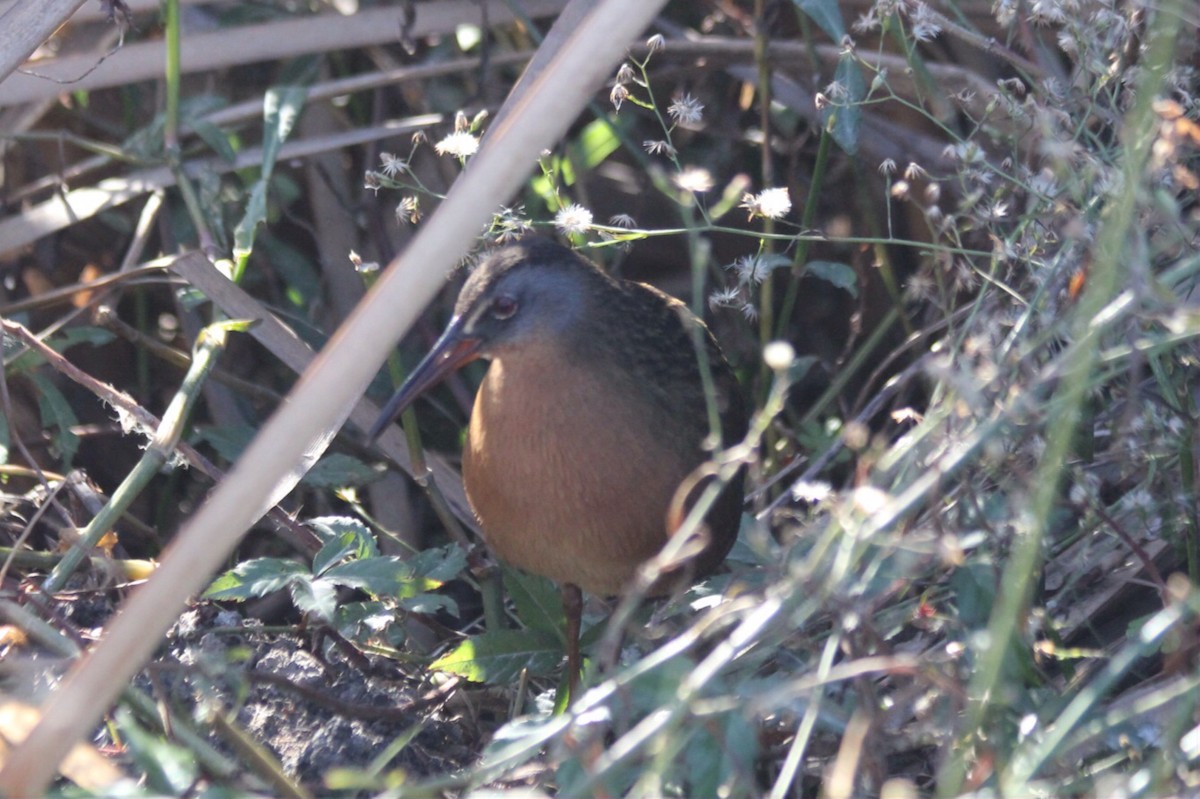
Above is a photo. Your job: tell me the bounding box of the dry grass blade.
[0,0,566,107]
[0,0,87,84]
[0,114,442,259]
[169,251,476,528]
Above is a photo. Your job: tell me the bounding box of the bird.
[368,236,747,695]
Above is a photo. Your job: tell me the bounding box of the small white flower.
[646,33,665,52]
[998,78,1026,98]
[610,83,629,111]
[741,187,792,220]
[890,407,923,424]
[554,203,593,234]
[792,480,833,504]
[379,152,408,177]
[668,93,704,127]
[823,80,848,103]
[609,213,636,229]
[911,2,942,41]
[643,139,677,157]
[349,250,380,274]
[904,271,935,301]
[994,0,1016,25]
[709,285,742,308]
[853,8,880,32]
[491,206,531,242]
[1057,29,1078,55]
[434,130,479,159]
[763,341,795,371]
[729,252,788,284]
[850,486,891,515]
[616,63,635,84]
[1019,714,1038,739]
[673,166,713,193]
[1029,0,1066,25]
[949,141,985,165]
[395,196,420,225]
[1120,487,1155,518]
[970,168,995,187]
[730,255,762,284]
[757,187,792,218]
[878,158,897,176]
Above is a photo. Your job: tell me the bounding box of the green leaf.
[483,713,572,776]
[260,85,305,180]
[291,576,338,621]
[29,373,78,466]
[629,653,695,706]
[308,516,378,558]
[54,326,116,350]
[576,118,621,169]
[7,327,116,373]
[205,317,258,335]
[682,704,759,796]
[257,232,321,309]
[303,453,385,488]
[204,557,310,600]
[530,119,621,200]
[430,629,563,683]
[191,118,237,162]
[822,53,865,154]
[503,569,564,637]
[232,84,309,275]
[406,544,467,584]
[115,707,197,794]
[399,592,457,615]
[313,531,368,576]
[950,560,995,631]
[192,424,257,462]
[323,556,441,598]
[793,0,845,39]
[710,174,753,221]
[806,260,859,296]
[336,600,393,636]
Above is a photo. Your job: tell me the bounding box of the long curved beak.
[367,315,482,442]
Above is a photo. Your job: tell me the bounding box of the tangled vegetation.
[0,0,1198,796]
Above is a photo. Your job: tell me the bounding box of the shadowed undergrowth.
[1,0,1199,796]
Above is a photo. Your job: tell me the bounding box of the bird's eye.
[491,295,518,320]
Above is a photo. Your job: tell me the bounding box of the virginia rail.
[369,237,747,692]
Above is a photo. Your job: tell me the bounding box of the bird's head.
[367,238,598,441]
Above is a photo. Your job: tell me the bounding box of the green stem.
[753,0,776,352]
[163,0,181,152]
[936,2,1183,792]
[775,123,833,342]
[44,325,229,592]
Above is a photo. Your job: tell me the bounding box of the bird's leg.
[561,582,583,702]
